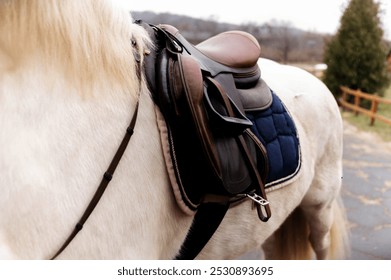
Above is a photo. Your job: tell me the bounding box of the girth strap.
[175,202,230,260]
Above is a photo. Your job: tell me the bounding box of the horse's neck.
[0,56,191,259]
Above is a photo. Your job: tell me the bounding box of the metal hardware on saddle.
[246,193,269,206]
[246,193,271,222]
[138,21,271,222]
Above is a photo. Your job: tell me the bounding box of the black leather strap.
[50,101,140,260]
[175,202,230,260]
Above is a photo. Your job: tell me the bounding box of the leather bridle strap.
[50,100,140,260]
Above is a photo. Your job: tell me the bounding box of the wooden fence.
[339,86,391,126]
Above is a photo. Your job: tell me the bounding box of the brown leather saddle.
[140,21,272,222]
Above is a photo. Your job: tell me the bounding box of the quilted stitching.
[246,92,300,185]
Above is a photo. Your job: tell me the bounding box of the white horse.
[0,0,349,260]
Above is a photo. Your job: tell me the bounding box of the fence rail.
[339,86,391,126]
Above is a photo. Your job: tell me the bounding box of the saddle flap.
[179,57,261,195]
[177,54,222,175]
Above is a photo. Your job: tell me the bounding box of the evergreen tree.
[323,0,389,97]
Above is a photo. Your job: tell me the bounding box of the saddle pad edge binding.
[265,152,302,192]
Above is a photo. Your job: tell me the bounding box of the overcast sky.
[114,0,390,39]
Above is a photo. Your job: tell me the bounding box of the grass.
[341,83,391,142]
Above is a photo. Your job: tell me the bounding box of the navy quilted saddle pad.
[246,92,301,187]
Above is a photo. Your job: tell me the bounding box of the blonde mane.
[0,0,149,96]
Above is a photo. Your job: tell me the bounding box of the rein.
[50,41,142,260]
[50,101,139,259]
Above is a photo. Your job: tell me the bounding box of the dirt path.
[342,121,391,259]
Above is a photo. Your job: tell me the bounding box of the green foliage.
[323,0,390,97]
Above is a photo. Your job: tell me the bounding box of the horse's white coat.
[0,0,348,259]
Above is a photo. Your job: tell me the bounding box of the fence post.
[370,99,379,126]
[354,90,361,116]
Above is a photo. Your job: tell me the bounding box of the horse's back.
[258,59,347,259]
[260,59,341,122]
[260,58,342,160]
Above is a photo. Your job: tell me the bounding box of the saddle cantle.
[139,21,272,222]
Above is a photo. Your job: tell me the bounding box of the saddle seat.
[159,24,261,89]
[161,24,260,69]
[158,24,272,112]
[197,30,261,69]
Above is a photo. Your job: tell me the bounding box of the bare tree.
[265,20,299,63]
